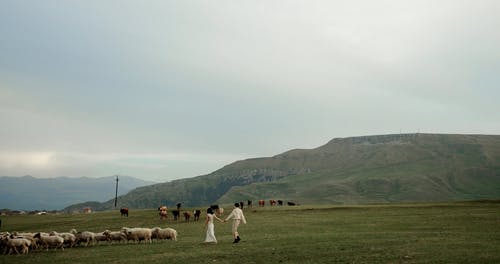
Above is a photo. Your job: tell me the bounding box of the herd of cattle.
[132,200,297,222]
[0,227,177,255]
[153,204,221,222]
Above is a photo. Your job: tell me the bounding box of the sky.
[1,1,499,182]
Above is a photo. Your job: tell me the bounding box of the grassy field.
[1,201,499,263]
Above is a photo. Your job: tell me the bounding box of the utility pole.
[114,175,119,208]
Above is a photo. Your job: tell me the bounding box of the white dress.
[204,214,217,243]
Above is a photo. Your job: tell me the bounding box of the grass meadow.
[1,201,499,263]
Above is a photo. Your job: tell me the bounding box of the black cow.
[194,209,201,221]
[172,210,180,220]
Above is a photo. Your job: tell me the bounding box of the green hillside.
[66,133,500,211]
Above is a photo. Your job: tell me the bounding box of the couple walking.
[204,202,247,244]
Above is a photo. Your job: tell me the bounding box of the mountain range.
[0,175,155,211]
[65,133,500,211]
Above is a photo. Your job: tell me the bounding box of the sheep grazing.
[11,231,34,237]
[34,233,64,251]
[0,235,31,255]
[50,231,76,248]
[77,231,96,247]
[8,232,37,251]
[0,226,176,253]
[121,227,152,244]
[151,227,177,241]
[103,230,127,244]
[6,237,31,255]
[94,232,109,245]
[70,229,96,247]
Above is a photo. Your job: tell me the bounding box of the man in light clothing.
[224,202,247,243]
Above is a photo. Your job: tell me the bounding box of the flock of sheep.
[0,226,177,255]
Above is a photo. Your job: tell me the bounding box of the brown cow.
[258,200,265,207]
[183,211,191,222]
[120,208,129,217]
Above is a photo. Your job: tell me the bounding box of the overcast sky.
[1,1,499,182]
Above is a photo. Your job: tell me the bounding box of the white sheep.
[121,227,152,243]
[151,227,177,241]
[50,231,76,248]
[13,234,37,251]
[11,231,34,237]
[94,232,109,245]
[103,230,127,244]
[34,233,64,251]
[0,234,31,255]
[4,237,31,255]
[70,229,96,247]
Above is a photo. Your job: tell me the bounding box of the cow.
[158,206,168,220]
[172,210,180,221]
[269,200,277,206]
[287,201,297,206]
[258,200,265,207]
[239,201,244,210]
[183,211,191,222]
[193,209,201,221]
[247,200,253,208]
[278,200,283,206]
[120,208,129,217]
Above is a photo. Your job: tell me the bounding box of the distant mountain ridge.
[0,175,155,211]
[68,133,500,211]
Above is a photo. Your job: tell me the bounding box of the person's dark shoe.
[236,236,241,242]
[233,239,239,243]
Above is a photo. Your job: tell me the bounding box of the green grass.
[1,201,500,263]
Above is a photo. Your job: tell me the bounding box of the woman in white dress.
[204,207,223,243]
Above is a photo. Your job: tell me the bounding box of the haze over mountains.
[0,175,155,211]
[65,133,500,211]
